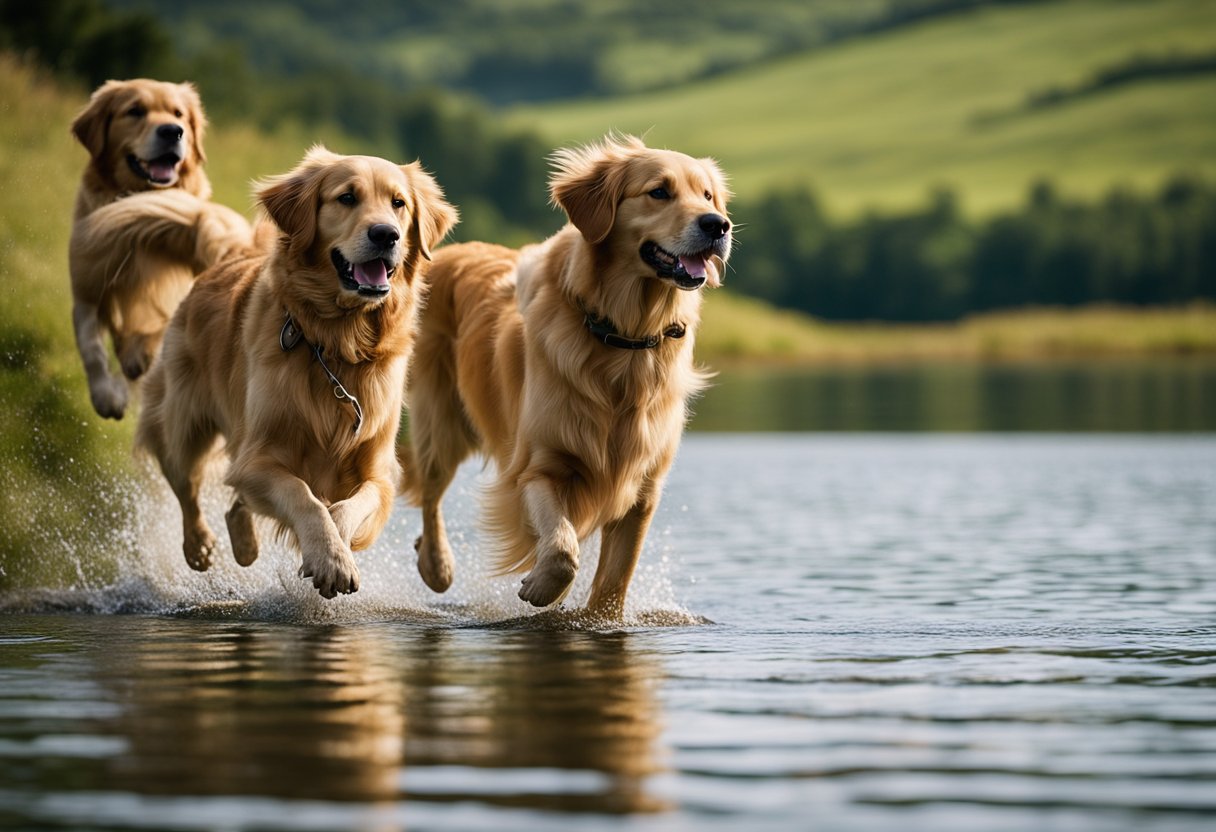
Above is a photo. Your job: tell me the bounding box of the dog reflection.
[400,629,669,814]
[100,623,405,801]
[89,621,669,817]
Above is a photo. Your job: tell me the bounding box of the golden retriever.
[136,147,456,598]
[400,134,731,616]
[69,78,252,419]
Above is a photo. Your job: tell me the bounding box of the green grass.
[700,293,1216,364]
[509,0,1216,214]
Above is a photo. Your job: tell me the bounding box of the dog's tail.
[482,477,541,577]
[71,190,255,287]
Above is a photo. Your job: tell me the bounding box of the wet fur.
[136,147,456,598]
[68,78,253,419]
[401,135,731,616]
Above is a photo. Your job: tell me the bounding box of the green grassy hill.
[509,0,1216,214]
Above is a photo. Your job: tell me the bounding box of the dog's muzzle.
[332,248,396,298]
[640,213,730,290]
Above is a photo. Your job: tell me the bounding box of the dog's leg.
[587,496,659,619]
[117,331,158,381]
[72,301,127,419]
[329,476,394,552]
[517,478,580,607]
[414,469,458,594]
[225,496,260,567]
[156,429,219,572]
[402,361,476,593]
[228,458,358,599]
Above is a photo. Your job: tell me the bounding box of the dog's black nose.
[698,213,730,240]
[156,124,184,142]
[368,224,400,248]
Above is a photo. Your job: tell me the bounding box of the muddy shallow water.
[2,434,1215,830]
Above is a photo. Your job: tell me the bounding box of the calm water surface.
[693,361,1216,431]
[2,434,1215,831]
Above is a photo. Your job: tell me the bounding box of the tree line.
[729,177,1216,321]
[3,0,1213,321]
[0,0,557,245]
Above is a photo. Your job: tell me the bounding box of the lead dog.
[69,78,252,419]
[400,135,732,616]
[136,147,456,598]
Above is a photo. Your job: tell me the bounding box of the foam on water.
[1,455,704,629]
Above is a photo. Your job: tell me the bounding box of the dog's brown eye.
[704,190,713,201]
[174,109,183,118]
[391,198,405,209]
[337,192,357,206]
[649,187,671,200]
[127,105,146,118]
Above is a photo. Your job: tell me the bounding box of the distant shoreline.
[697,296,1216,366]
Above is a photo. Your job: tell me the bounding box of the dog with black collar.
[399,134,732,618]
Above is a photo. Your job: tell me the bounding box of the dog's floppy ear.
[71,80,127,160]
[402,162,458,261]
[257,146,338,253]
[180,82,208,167]
[549,135,644,245]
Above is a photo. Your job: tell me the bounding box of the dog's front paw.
[518,550,577,607]
[183,525,216,571]
[89,376,128,420]
[299,541,360,599]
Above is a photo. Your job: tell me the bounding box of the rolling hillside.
[509,0,1216,214]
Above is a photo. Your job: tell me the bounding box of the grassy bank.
[511,0,1216,215]
[701,294,1216,364]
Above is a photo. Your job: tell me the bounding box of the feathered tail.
[70,190,258,291]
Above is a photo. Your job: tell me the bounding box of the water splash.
[0,455,704,629]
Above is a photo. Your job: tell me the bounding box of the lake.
[1,366,1215,831]
[691,360,1216,432]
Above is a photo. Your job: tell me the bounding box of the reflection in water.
[102,624,406,802]
[694,360,1216,431]
[403,630,666,814]
[2,437,1215,831]
[17,619,667,818]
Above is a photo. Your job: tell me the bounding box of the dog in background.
[137,147,456,598]
[69,78,252,419]
[400,134,731,617]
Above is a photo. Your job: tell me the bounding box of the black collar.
[580,303,686,351]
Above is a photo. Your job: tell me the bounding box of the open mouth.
[640,241,710,290]
[332,249,394,298]
[126,153,181,186]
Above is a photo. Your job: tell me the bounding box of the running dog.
[400,135,731,616]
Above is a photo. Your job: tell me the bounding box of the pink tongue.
[352,259,389,287]
[678,254,708,278]
[148,161,176,181]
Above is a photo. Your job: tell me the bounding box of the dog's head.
[71,79,207,193]
[551,134,732,290]
[258,146,458,310]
